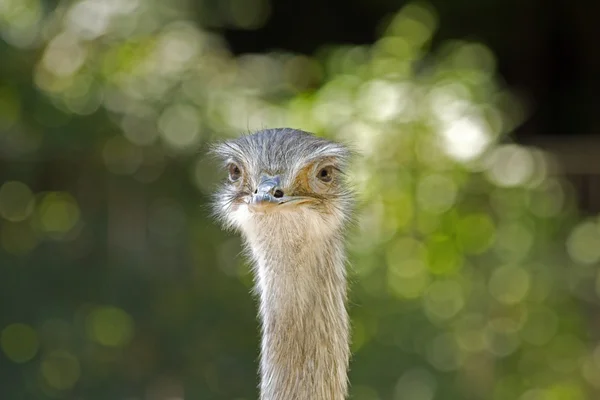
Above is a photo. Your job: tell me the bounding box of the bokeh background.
[1,0,600,399]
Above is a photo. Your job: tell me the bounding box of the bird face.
[212,128,352,235]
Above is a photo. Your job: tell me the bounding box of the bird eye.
[228,164,241,182]
[317,166,333,183]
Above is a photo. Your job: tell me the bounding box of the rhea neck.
[242,211,349,400]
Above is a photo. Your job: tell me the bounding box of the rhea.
[212,128,353,400]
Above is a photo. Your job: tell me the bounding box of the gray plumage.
[212,128,354,400]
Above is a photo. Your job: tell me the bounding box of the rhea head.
[212,128,352,243]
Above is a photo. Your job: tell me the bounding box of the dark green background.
[0,1,599,399]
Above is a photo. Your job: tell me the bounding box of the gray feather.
[212,128,354,400]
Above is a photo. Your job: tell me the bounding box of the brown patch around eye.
[293,160,338,196]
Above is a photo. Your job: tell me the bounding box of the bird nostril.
[254,189,258,194]
[273,189,284,198]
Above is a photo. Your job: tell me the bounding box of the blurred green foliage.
[1,0,599,399]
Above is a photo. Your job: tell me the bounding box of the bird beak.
[249,176,314,212]
[251,176,283,206]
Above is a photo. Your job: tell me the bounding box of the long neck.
[248,228,349,400]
